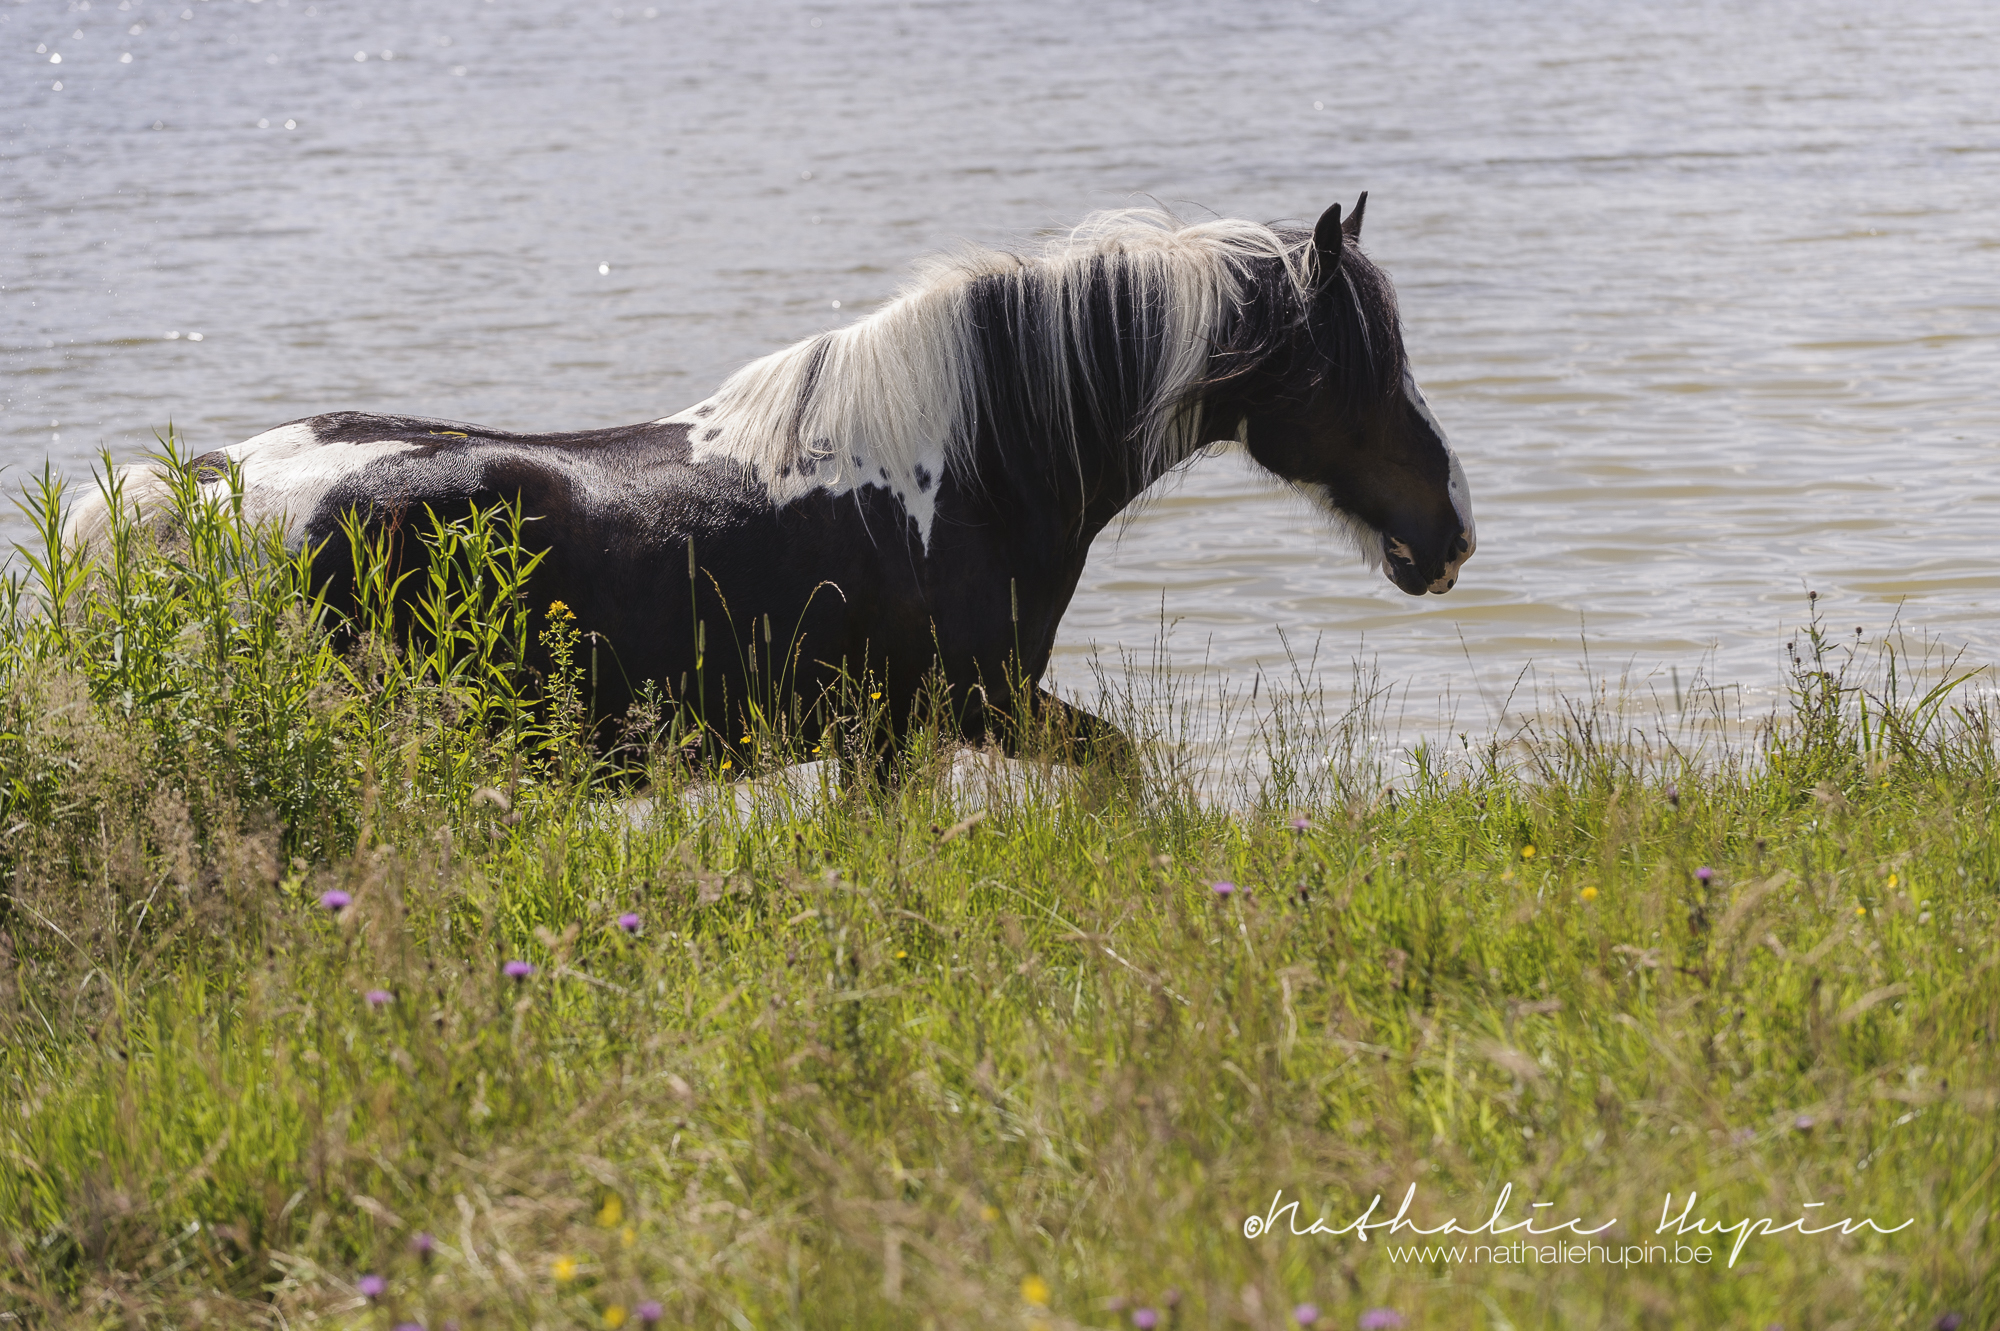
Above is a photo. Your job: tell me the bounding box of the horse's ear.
[1342,191,1367,239]
[1312,202,1345,288]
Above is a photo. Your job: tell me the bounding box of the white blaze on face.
[1403,369,1475,589]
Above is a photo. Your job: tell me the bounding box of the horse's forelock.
[1305,240,1406,418]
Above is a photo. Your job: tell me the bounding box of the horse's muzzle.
[1382,534,1431,596]
[1383,529,1474,596]
[1430,529,1475,594]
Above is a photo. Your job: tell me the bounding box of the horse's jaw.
[1295,481,1473,597]
[1294,482,1394,582]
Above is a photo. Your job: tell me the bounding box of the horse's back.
[185,411,703,547]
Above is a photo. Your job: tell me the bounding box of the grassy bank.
[0,458,1995,1328]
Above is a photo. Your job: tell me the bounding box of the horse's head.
[1237,197,1475,596]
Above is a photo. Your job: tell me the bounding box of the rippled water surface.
[5,0,1998,733]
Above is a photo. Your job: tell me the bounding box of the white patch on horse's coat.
[210,423,423,536]
[63,421,421,550]
[657,210,1319,550]
[664,391,948,546]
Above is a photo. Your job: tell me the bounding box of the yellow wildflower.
[598,1195,623,1228]
[1521,845,1536,860]
[980,1204,1000,1223]
[1887,873,1899,888]
[1856,906,1867,916]
[1580,886,1598,902]
[1021,1274,1050,1307]
[553,1254,579,1283]
[548,600,575,621]
[870,691,882,701]
[604,1307,628,1329]
[621,1225,636,1249]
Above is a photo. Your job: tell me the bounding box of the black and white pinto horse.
[80,199,1474,762]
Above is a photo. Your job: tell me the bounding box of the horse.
[74,198,1475,766]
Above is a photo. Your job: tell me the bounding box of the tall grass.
[0,449,1994,1328]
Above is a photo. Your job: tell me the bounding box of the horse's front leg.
[1014,686,1135,773]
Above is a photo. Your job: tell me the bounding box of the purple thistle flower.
[393,1323,425,1331]
[503,960,535,980]
[1934,1315,1964,1331]
[637,1303,664,1326]
[618,912,642,934]
[1294,1305,1320,1327]
[1794,1114,1815,1131]
[357,1273,386,1299]
[319,889,352,912]
[1696,866,1714,882]
[411,1231,435,1260]
[1210,880,1236,898]
[1359,1311,1404,1331]
[365,989,393,1009]
[1290,815,1312,832]
[1132,1310,1158,1330]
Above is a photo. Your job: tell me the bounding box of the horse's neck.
[967,407,1166,543]
[943,382,1210,620]
[1071,389,1235,532]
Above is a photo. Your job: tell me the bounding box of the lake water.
[5,0,1998,747]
